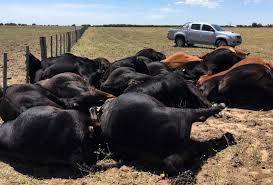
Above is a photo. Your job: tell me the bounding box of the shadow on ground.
[173,45,216,50]
[112,132,236,184]
[0,132,235,182]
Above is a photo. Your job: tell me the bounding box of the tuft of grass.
[230,146,243,167]
[250,146,262,165]
[211,170,226,185]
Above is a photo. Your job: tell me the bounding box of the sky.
[0,0,273,25]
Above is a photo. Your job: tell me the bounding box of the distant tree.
[72,24,76,27]
[5,23,17,26]
[252,22,258,27]
[32,23,36,26]
[81,24,91,27]
[0,23,3,26]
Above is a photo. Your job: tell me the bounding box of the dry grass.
[0,27,273,185]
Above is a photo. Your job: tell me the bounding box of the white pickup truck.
[167,22,242,47]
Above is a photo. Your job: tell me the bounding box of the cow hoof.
[215,112,224,118]
[163,154,185,176]
[212,103,218,107]
[218,103,226,109]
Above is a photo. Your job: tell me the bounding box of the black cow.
[101,67,152,96]
[0,84,65,121]
[37,72,90,98]
[0,106,97,166]
[28,53,42,83]
[202,48,245,75]
[146,62,171,77]
[37,72,114,99]
[90,93,225,175]
[135,48,166,61]
[28,53,109,87]
[200,64,273,110]
[37,72,115,113]
[125,72,211,108]
[171,48,245,82]
[175,61,208,81]
[110,56,150,75]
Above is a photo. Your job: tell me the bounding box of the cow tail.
[190,103,225,122]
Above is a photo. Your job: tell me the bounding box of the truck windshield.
[182,23,189,28]
[212,24,225,31]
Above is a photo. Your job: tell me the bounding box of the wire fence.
[2,26,88,90]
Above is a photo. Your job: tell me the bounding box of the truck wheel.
[216,39,227,47]
[175,37,185,47]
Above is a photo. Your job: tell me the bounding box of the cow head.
[101,67,150,96]
[135,48,166,61]
[199,77,221,98]
[27,53,42,83]
[64,88,115,113]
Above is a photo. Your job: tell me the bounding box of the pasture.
[0,27,273,185]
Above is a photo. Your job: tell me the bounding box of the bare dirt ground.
[0,27,273,184]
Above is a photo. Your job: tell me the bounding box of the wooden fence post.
[63,33,66,54]
[60,34,62,55]
[75,29,78,42]
[72,31,75,45]
[50,36,53,58]
[39,37,47,60]
[25,46,30,83]
[55,35,58,56]
[3,53,8,92]
[67,32,71,52]
[70,32,73,45]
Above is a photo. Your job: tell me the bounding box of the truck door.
[188,24,202,44]
[200,24,216,45]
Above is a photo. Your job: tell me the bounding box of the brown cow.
[161,52,202,70]
[198,57,273,85]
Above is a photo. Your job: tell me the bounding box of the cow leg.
[185,81,212,107]
[189,103,226,122]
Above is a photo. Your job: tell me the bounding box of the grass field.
[72,27,273,60]
[0,27,273,185]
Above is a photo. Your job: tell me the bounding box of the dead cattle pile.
[0,46,271,178]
